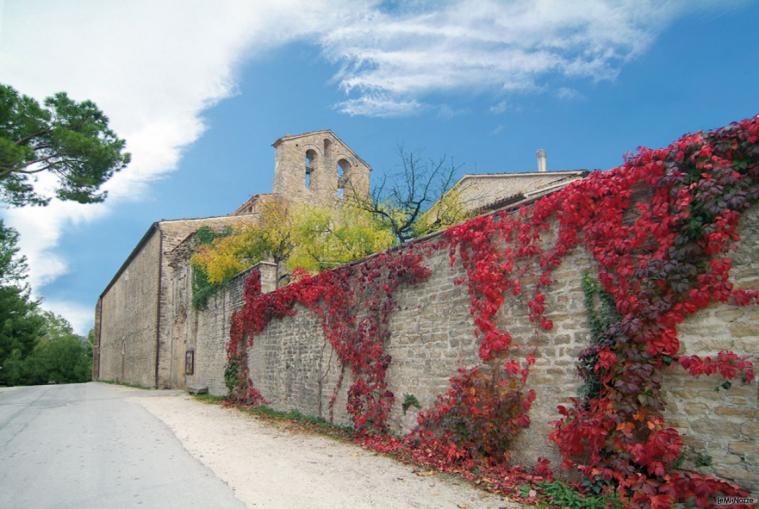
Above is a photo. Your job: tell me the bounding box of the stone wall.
[96,215,256,388]
[172,261,277,395]
[156,216,255,388]
[248,302,355,425]
[662,205,759,490]
[98,227,161,387]
[186,203,758,493]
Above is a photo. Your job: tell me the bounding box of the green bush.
[1,311,92,386]
[520,480,623,509]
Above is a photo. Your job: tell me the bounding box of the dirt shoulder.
[133,392,522,509]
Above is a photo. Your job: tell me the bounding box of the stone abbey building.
[93,127,758,492]
[94,130,370,387]
[94,130,584,389]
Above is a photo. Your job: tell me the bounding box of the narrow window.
[336,159,350,200]
[185,350,195,375]
[324,138,332,158]
[305,150,316,189]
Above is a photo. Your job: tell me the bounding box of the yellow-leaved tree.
[191,199,295,287]
[190,199,394,305]
[288,205,394,273]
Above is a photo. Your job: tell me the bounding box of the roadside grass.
[192,394,355,442]
[519,480,623,509]
[192,392,226,403]
[98,379,154,390]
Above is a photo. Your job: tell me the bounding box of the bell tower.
[271,130,370,206]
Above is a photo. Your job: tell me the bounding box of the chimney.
[536,148,547,172]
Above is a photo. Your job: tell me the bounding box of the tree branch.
[14,129,52,146]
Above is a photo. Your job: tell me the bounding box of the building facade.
[94,130,580,389]
[94,130,369,387]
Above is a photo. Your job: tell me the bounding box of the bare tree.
[351,148,462,244]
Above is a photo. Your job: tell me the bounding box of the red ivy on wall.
[227,115,759,508]
[443,116,758,507]
[227,248,432,433]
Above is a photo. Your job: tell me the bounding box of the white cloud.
[5,201,108,289]
[42,300,95,336]
[0,0,355,329]
[490,100,508,114]
[337,94,422,117]
[556,87,584,100]
[0,0,733,331]
[320,0,729,116]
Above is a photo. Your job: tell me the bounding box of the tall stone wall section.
[98,229,161,387]
[662,205,759,490]
[247,303,355,426]
[156,216,257,388]
[171,262,276,395]
[187,206,758,493]
[186,268,246,395]
[96,215,255,388]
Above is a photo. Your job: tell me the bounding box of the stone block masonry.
[186,205,758,494]
[181,262,277,396]
[95,215,256,388]
[97,227,161,387]
[272,130,370,206]
[661,206,759,490]
[96,129,372,392]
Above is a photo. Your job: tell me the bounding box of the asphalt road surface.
[0,383,245,509]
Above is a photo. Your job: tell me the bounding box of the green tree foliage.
[85,327,95,362]
[191,200,297,293]
[0,220,43,382]
[0,220,28,285]
[2,310,92,386]
[0,285,45,381]
[0,220,90,385]
[0,83,130,206]
[24,313,91,384]
[412,187,470,238]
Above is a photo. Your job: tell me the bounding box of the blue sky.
[1,0,758,333]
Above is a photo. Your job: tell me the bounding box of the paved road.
[0,383,245,509]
